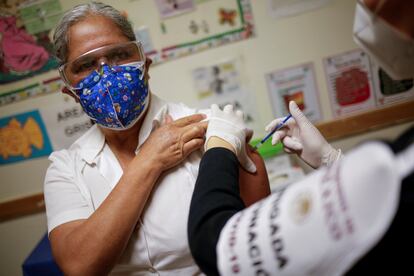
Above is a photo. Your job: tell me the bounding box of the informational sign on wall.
[0,110,53,165]
[266,62,322,123]
[0,95,92,163]
[40,96,93,151]
[371,62,414,106]
[192,58,259,130]
[323,49,376,118]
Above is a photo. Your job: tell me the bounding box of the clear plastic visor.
[59,41,145,89]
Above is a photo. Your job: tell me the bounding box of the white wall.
[1,0,412,274]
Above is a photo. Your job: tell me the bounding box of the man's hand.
[266,101,341,168]
[205,104,256,173]
[139,113,208,172]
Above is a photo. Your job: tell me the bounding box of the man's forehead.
[66,16,127,61]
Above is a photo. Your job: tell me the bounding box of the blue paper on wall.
[0,110,53,165]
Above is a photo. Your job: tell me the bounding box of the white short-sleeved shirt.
[44,94,207,275]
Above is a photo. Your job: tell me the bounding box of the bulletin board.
[1,0,414,222]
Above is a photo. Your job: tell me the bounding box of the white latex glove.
[266,101,341,168]
[205,104,256,173]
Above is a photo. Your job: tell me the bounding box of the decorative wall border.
[148,0,255,64]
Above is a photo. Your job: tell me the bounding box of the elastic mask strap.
[65,85,81,100]
[59,67,81,100]
[121,61,146,80]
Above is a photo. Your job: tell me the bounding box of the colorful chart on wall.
[323,49,376,118]
[370,62,414,107]
[126,0,255,64]
[0,110,53,165]
[0,0,62,84]
[266,62,322,123]
[191,57,259,130]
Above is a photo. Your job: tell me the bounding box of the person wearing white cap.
[188,102,414,275]
[188,103,413,276]
[188,0,414,274]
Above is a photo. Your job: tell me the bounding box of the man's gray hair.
[53,1,136,64]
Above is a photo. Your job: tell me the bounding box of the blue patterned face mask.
[74,63,149,130]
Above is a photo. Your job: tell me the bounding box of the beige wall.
[1,0,412,274]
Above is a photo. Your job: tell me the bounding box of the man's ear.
[144,57,152,82]
[62,86,79,103]
[145,57,153,69]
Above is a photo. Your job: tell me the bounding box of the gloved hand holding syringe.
[253,113,292,150]
[258,101,342,169]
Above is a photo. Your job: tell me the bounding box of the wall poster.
[370,62,414,106]
[192,57,259,130]
[39,95,92,151]
[323,49,376,118]
[266,62,322,123]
